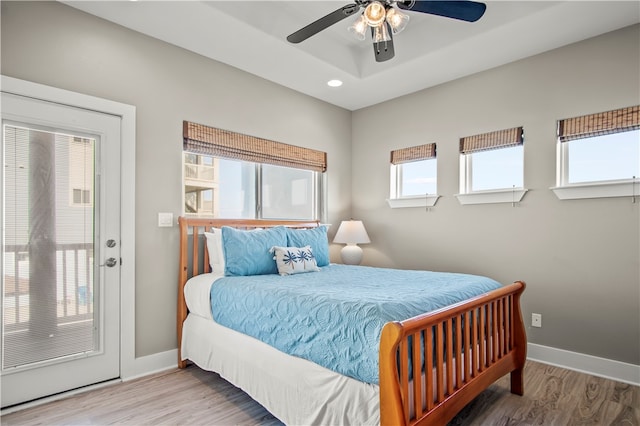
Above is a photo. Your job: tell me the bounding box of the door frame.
[1,75,137,380]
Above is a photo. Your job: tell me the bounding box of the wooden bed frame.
[177,217,527,426]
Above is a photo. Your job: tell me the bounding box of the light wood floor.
[2,360,638,425]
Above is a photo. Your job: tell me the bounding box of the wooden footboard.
[379,281,526,426]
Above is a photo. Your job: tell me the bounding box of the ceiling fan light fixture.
[372,22,391,43]
[348,14,368,40]
[363,1,386,27]
[385,7,410,34]
[287,0,487,63]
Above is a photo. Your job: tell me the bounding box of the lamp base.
[340,244,363,265]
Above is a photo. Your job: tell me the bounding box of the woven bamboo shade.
[558,105,640,142]
[390,143,436,164]
[183,121,327,172]
[460,127,524,154]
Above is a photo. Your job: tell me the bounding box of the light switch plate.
[158,212,173,227]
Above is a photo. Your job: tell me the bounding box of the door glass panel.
[2,124,97,370]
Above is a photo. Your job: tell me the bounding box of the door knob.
[105,257,118,267]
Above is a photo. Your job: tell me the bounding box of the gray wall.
[352,24,640,365]
[1,1,352,357]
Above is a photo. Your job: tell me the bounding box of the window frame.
[455,127,528,205]
[387,143,439,209]
[182,121,327,221]
[182,153,325,221]
[551,106,640,200]
[552,138,639,200]
[257,162,323,220]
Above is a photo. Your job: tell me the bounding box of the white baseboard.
[123,349,179,382]
[126,345,640,387]
[127,345,640,388]
[527,343,640,386]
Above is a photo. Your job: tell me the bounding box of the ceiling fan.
[287,1,487,63]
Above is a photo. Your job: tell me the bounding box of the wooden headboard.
[177,216,320,367]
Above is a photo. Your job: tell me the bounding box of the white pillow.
[204,228,225,273]
[270,245,320,276]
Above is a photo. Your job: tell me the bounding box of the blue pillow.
[221,226,287,276]
[286,226,330,267]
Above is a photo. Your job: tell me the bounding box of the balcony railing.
[184,163,215,182]
[3,243,94,333]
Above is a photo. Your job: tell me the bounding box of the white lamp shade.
[333,220,370,244]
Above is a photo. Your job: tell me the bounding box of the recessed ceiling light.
[327,79,343,88]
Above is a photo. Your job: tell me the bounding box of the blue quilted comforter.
[210,264,501,384]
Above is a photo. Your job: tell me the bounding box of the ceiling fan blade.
[287,3,361,44]
[397,1,487,23]
[372,28,395,62]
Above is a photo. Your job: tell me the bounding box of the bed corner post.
[177,216,189,369]
[510,281,527,395]
[379,321,405,426]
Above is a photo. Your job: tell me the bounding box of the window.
[396,160,437,197]
[184,153,224,216]
[456,126,527,205]
[562,133,639,184]
[466,146,523,192]
[388,143,439,208]
[69,136,94,207]
[182,121,325,220]
[553,105,640,200]
[262,164,317,220]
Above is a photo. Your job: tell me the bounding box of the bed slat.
[479,305,486,371]
[456,314,463,389]
[445,319,454,396]
[494,300,500,360]
[191,226,199,278]
[425,326,434,412]
[412,330,423,419]
[401,338,410,424]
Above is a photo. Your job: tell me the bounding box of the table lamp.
[333,220,370,265]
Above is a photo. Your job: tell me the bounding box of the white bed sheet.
[184,272,221,320]
[181,281,380,425]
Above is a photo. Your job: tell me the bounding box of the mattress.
[181,314,380,425]
[182,266,502,425]
[210,264,502,384]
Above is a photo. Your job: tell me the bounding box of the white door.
[1,92,121,408]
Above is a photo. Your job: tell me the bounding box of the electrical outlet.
[531,313,542,328]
